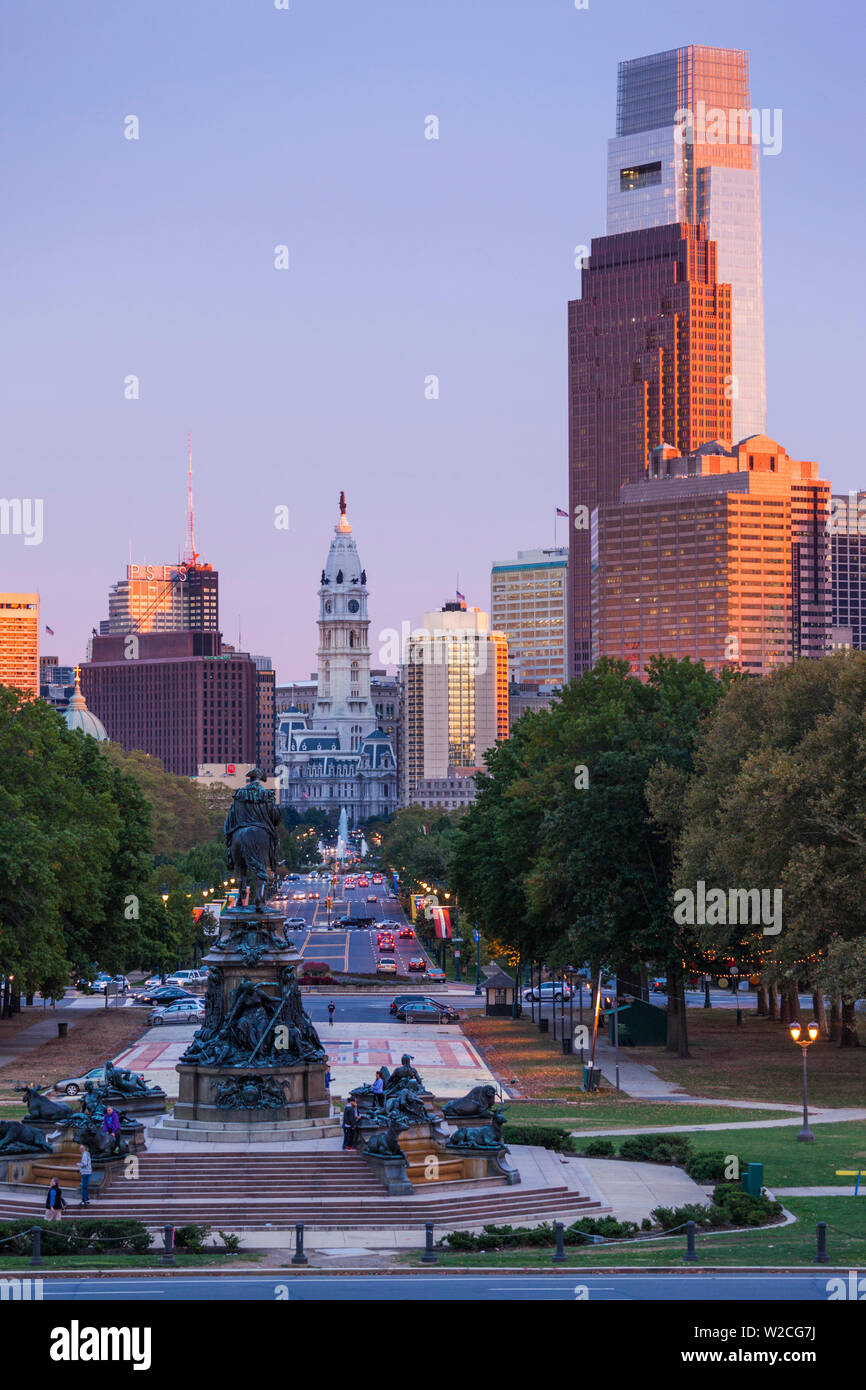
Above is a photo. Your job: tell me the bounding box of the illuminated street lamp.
[789,1020,820,1141]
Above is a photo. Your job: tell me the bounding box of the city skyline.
[2,3,863,680]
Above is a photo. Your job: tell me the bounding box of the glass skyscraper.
[606,45,767,445]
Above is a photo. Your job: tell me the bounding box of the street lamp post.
[474,927,481,997]
[789,1021,820,1141]
[704,974,712,1009]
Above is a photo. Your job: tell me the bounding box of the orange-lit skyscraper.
[0,593,39,698]
[591,437,831,677]
[568,221,732,675]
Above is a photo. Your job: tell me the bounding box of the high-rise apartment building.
[830,493,866,651]
[591,436,831,677]
[490,548,568,685]
[99,562,219,636]
[401,601,509,804]
[607,45,766,444]
[81,630,258,776]
[568,221,732,674]
[0,593,39,698]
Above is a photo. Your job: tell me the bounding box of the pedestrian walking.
[327,1000,336,1027]
[45,1177,65,1221]
[77,1145,93,1206]
[103,1104,121,1155]
[341,1096,359,1150]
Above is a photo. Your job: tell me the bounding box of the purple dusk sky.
[1,0,862,681]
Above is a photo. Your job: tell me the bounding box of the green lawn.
[568,1121,866,1188]
[402,1198,865,1268]
[0,1251,263,1270]
[507,1101,786,1130]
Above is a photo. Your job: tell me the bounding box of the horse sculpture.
[223,769,282,912]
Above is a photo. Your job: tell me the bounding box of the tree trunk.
[787,981,800,1025]
[812,990,829,1038]
[755,984,768,1017]
[768,982,778,1020]
[665,958,680,1052]
[829,994,843,1044]
[619,962,644,1002]
[839,999,860,1048]
[677,975,690,1058]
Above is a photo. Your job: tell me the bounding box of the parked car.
[398,1001,459,1024]
[134,985,196,1006]
[407,956,427,972]
[54,1065,107,1097]
[523,982,573,1003]
[286,873,301,881]
[376,958,398,975]
[398,927,414,939]
[425,967,447,984]
[149,998,206,1026]
[390,994,446,1014]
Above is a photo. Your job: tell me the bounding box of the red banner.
[431,907,452,939]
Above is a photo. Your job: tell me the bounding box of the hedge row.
[580,1133,747,1182]
[0,1219,151,1256]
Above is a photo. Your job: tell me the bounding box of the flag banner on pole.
[556,508,568,518]
[431,906,452,939]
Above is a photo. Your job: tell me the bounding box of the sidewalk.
[571,1107,866,1138]
[0,1008,81,1073]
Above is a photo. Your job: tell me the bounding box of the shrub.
[0,1219,151,1257]
[174,1223,212,1253]
[218,1230,242,1254]
[583,1139,615,1158]
[504,1124,574,1152]
[619,1134,692,1166]
[649,1201,716,1232]
[569,1215,639,1241]
[711,1183,782,1227]
[686,1151,744,1184]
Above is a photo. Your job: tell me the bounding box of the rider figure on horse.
[224,768,282,910]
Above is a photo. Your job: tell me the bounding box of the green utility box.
[607,998,667,1046]
[583,1065,601,1092]
[740,1162,764,1197]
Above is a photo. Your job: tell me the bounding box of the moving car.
[523,982,573,1003]
[286,873,301,881]
[372,875,383,884]
[283,917,306,929]
[292,892,307,901]
[376,958,398,975]
[398,927,414,939]
[378,938,395,954]
[308,891,320,900]
[407,956,427,972]
[54,1065,107,1097]
[149,998,206,1026]
[366,894,377,903]
[425,967,447,984]
[357,877,370,888]
[398,1001,459,1024]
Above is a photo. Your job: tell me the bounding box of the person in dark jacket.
[45,1177,65,1221]
[342,1096,359,1150]
[103,1105,121,1154]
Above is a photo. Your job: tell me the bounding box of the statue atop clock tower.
[314,492,377,752]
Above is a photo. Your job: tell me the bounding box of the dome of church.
[64,670,109,742]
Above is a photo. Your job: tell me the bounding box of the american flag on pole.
[556,508,568,518]
[431,906,452,939]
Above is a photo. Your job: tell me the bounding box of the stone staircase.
[148,1115,342,1144]
[0,1151,603,1231]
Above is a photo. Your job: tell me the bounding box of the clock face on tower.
[347,599,360,614]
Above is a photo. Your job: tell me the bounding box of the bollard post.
[813,1221,829,1265]
[683,1220,698,1263]
[30,1226,43,1266]
[161,1224,175,1266]
[552,1221,566,1264]
[291,1222,309,1266]
[421,1222,437,1264]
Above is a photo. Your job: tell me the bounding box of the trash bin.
[57,1022,68,1038]
[539,1017,549,1034]
[583,1064,600,1092]
[740,1161,763,1197]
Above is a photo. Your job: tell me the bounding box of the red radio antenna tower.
[183,431,199,568]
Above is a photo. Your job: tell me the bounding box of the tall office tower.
[607,45,766,444]
[100,561,219,636]
[82,630,258,777]
[252,656,276,777]
[401,601,509,804]
[830,493,866,650]
[0,593,39,697]
[490,548,568,685]
[591,436,831,677]
[568,221,732,674]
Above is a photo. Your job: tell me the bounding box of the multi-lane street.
[274,872,436,980]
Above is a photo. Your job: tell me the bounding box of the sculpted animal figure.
[17,1084,75,1125]
[0,1120,55,1154]
[442,1084,497,1120]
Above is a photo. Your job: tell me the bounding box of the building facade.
[490,548,568,685]
[82,631,258,776]
[568,221,733,675]
[99,562,219,636]
[275,495,397,825]
[401,601,509,805]
[830,492,866,651]
[0,593,39,698]
[606,45,766,445]
[591,436,831,677]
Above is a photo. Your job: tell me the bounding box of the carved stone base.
[174,1062,330,1125]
